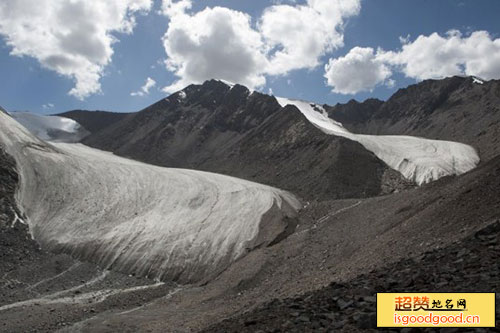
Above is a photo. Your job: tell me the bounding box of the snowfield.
[9,111,89,142]
[276,97,480,185]
[0,112,300,283]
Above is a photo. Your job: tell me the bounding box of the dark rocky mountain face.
[57,110,128,134]
[324,98,383,126]
[83,80,408,200]
[67,76,500,199]
[84,80,283,168]
[197,105,408,200]
[326,76,500,161]
[0,148,19,226]
[0,146,42,285]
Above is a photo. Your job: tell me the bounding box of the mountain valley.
[0,77,499,332]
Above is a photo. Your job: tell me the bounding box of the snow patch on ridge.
[0,112,300,283]
[216,79,236,88]
[472,77,484,85]
[215,79,255,95]
[276,97,479,185]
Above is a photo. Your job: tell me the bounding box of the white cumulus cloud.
[161,4,268,93]
[324,47,392,94]
[380,30,500,81]
[0,0,152,100]
[131,77,157,97]
[325,30,500,94]
[260,0,361,75]
[161,0,361,93]
[162,0,192,17]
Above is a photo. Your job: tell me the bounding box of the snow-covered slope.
[276,97,479,185]
[9,111,89,142]
[0,112,300,283]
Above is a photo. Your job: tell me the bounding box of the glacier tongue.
[276,97,480,185]
[9,111,89,142]
[0,112,300,283]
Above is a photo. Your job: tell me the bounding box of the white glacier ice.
[276,97,480,185]
[0,112,300,283]
[9,111,89,142]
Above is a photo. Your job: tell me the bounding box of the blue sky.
[0,0,499,114]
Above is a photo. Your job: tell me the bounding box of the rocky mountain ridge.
[56,110,128,134]
[326,76,500,161]
[2,76,499,332]
[59,77,500,200]
[76,80,413,200]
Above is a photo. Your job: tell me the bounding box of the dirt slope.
[204,220,500,332]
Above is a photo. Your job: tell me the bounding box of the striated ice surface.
[1,112,300,283]
[276,97,479,185]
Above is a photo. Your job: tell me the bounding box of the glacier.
[9,111,89,142]
[0,112,300,283]
[276,97,480,185]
